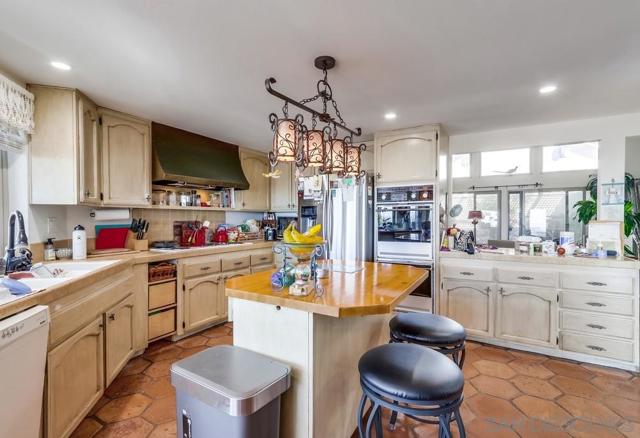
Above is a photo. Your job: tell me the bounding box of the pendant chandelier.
[266,56,365,178]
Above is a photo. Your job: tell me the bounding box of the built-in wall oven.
[375,184,435,312]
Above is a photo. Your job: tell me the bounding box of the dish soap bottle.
[44,238,56,261]
[72,225,87,260]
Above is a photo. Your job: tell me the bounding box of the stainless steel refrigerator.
[316,174,375,262]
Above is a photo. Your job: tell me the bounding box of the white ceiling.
[1,0,639,151]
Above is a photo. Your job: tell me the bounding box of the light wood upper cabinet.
[236,150,270,210]
[78,94,101,205]
[374,126,438,183]
[442,279,494,338]
[104,294,136,386]
[100,109,151,206]
[47,317,104,438]
[270,162,297,211]
[495,284,558,348]
[183,273,225,331]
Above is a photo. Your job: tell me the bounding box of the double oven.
[375,184,435,312]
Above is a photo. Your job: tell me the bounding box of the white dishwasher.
[0,305,50,438]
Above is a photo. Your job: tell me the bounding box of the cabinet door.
[105,295,136,386]
[270,162,294,211]
[100,110,151,206]
[47,317,104,438]
[374,130,436,183]
[238,151,270,210]
[77,94,101,205]
[184,273,224,331]
[496,285,558,347]
[442,279,494,338]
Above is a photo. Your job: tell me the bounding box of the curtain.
[0,72,34,153]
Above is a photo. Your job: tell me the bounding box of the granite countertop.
[440,249,640,269]
[0,241,275,319]
[225,260,429,318]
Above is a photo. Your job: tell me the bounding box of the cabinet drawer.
[442,265,493,281]
[561,331,634,362]
[496,268,558,288]
[222,255,251,272]
[560,311,634,339]
[561,272,633,295]
[251,264,274,274]
[183,256,221,278]
[560,291,634,316]
[251,252,274,267]
[148,281,176,310]
[148,308,175,340]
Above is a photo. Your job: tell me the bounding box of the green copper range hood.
[152,122,249,190]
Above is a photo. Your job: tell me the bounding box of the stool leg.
[388,401,399,431]
[365,402,381,438]
[374,406,383,437]
[438,413,452,438]
[454,407,466,438]
[357,393,367,438]
[458,344,466,369]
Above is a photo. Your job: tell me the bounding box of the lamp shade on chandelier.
[265,56,365,178]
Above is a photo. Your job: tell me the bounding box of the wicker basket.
[149,262,177,282]
[238,231,261,242]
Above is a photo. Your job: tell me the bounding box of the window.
[451,153,470,178]
[0,151,7,252]
[509,189,586,242]
[451,192,500,244]
[542,141,598,172]
[481,148,530,176]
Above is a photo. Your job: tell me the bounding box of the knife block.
[127,231,149,251]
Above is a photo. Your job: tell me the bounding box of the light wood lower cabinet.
[105,295,136,386]
[441,279,494,338]
[183,273,225,332]
[47,317,104,438]
[495,285,558,348]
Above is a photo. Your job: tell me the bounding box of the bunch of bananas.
[283,223,323,244]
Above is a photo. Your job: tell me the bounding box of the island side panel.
[312,312,391,438]
[232,298,312,438]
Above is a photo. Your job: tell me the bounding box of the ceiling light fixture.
[384,112,397,120]
[50,61,71,71]
[265,55,365,178]
[539,84,557,95]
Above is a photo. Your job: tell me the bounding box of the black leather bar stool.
[357,343,466,438]
[390,312,467,368]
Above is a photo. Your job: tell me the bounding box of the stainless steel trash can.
[171,345,291,438]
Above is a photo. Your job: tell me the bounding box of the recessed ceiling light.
[539,84,557,95]
[50,61,71,71]
[384,112,397,120]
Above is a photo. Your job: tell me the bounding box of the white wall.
[449,112,640,220]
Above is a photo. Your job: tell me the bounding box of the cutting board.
[95,227,129,250]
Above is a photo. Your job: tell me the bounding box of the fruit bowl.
[282,241,326,258]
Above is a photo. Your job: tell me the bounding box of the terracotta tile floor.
[71,324,640,437]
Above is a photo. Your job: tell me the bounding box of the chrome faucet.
[3,210,32,274]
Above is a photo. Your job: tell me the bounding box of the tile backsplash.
[132,209,226,242]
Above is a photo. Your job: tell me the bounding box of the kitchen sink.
[42,260,119,278]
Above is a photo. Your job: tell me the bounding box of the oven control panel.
[376,185,433,203]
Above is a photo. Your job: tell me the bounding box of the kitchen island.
[225,261,428,438]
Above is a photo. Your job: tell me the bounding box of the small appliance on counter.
[264,227,277,241]
[72,225,87,260]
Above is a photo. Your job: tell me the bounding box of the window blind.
[0,72,34,153]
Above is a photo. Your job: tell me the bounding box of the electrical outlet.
[47,217,57,237]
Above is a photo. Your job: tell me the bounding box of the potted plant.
[574,172,640,257]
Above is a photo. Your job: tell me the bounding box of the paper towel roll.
[92,209,131,221]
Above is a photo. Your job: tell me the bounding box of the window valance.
[0,72,34,152]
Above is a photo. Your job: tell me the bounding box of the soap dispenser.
[44,238,56,261]
[72,225,87,260]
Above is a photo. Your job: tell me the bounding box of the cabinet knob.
[85,190,91,197]
[376,172,381,179]
[587,345,606,352]
[586,323,606,330]
[585,301,606,307]
[108,314,115,321]
[145,194,151,201]
[587,281,607,287]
